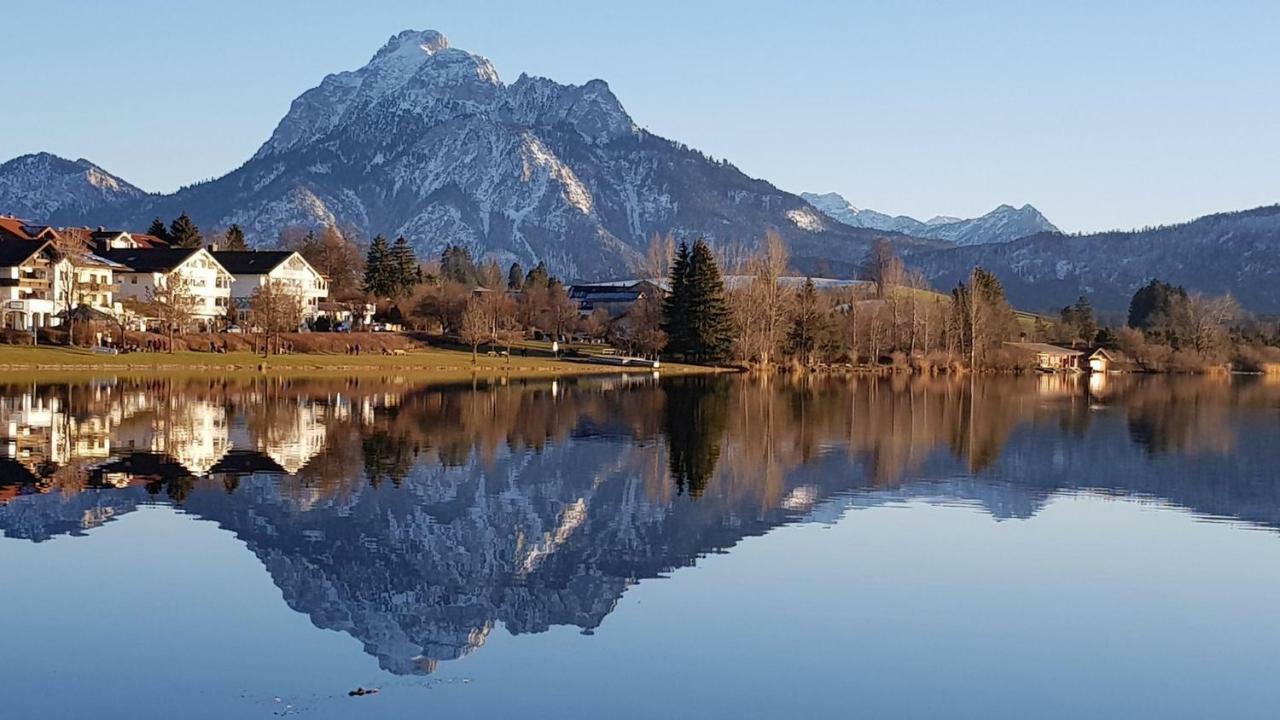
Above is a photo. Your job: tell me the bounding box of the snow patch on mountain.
[786,207,826,232]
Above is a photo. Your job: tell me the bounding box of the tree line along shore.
[5,212,1274,376]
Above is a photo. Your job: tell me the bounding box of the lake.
[2,372,1280,719]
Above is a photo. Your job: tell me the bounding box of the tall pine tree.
[222,224,248,251]
[440,245,478,286]
[523,261,551,289]
[363,235,395,297]
[787,277,829,365]
[169,213,203,249]
[390,236,419,295]
[683,239,732,363]
[507,262,525,290]
[147,217,170,243]
[662,241,692,357]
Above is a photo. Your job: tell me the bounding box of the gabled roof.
[1090,347,1131,363]
[210,251,297,275]
[0,217,45,242]
[129,233,169,248]
[100,247,204,273]
[1004,342,1085,357]
[89,229,130,242]
[0,238,55,268]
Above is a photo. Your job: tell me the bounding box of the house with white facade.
[0,234,126,332]
[0,239,63,331]
[212,251,328,323]
[103,247,233,331]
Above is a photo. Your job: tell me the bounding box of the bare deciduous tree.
[732,230,792,368]
[147,273,199,353]
[249,279,305,355]
[459,298,489,364]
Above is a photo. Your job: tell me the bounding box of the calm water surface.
[2,373,1280,718]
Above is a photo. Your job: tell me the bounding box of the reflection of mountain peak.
[3,375,1280,674]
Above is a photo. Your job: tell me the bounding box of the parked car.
[224,325,244,334]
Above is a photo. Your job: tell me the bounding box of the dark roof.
[575,291,645,303]
[210,451,286,475]
[0,239,53,268]
[100,247,201,273]
[210,251,295,275]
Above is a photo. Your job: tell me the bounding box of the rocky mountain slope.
[0,152,145,220]
[5,30,932,279]
[802,191,1057,245]
[910,205,1280,311]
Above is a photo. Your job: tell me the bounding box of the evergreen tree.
[440,245,478,285]
[523,261,551,289]
[664,378,728,498]
[662,241,693,357]
[362,235,395,297]
[222,223,248,251]
[390,236,419,294]
[1059,295,1097,347]
[1128,279,1187,331]
[787,277,829,365]
[683,239,733,363]
[147,217,170,242]
[951,267,1017,369]
[507,262,525,290]
[169,213,203,249]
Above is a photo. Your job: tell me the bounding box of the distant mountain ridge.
[0,30,936,279]
[0,152,145,220]
[801,191,1058,246]
[910,205,1280,312]
[1,31,1277,308]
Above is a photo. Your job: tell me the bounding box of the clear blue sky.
[2,0,1277,232]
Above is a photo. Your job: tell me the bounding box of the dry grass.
[0,343,717,382]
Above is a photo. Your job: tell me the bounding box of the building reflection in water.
[1,372,1277,674]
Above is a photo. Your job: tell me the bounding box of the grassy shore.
[0,344,719,380]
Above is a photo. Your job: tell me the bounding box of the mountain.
[910,205,1280,312]
[0,152,145,220]
[9,30,936,279]
[801,191,1057,246]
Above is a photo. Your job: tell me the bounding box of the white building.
[103,247,233,331]
[212,251,328,323]
[0,239,62,331]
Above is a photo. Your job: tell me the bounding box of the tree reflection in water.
[0,372,1277,673]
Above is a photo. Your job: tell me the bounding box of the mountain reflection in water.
[2,372,1278,675]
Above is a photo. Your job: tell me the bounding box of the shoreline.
[0,346,725,380]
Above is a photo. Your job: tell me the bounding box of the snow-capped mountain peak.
[254,29,501,160]
[4,31,942,279]
[801,191,1057,246]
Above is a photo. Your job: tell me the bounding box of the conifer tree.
[507,262,525,290]
[169,213,203,249]
[440,245,479,286]
[788,277,829,365]
[683,239,733,363]
[390,236,419,294]
[662,241,693,357]
[222,224,248,251]
[362,235,395,297]
[523,261,550,289]
[147,217,170,242]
